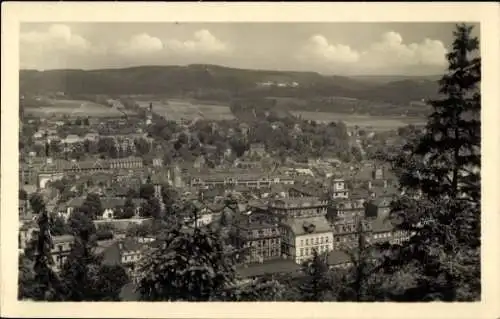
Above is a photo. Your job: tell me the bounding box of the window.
[320,237,323,244]
[315,238,318,244]
[301,239,304,246]
[300,248,304,256]
[305,248,309,255]
[325,237,329,243]
[306,239,309,245]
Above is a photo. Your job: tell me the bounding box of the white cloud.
[297,35,359,64]
[20,24,100,69]
[166,29,231,55]
[116,33,164,57]
[296,31,448,74]
[364,31,447,68]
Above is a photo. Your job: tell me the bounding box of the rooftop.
[282,216,332,236]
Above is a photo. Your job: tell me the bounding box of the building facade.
[236,212,282,264]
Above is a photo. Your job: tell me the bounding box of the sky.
[19,22,480,76]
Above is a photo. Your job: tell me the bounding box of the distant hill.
[19,64,440,106]
[349,74,442,84]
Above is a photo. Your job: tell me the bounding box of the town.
[17,22,481,302]
[18,95,414,299]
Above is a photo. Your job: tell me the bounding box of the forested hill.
[19,64,440,105]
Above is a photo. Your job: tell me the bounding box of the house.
[183,200,221,228]
[19,199,32,221]
[51,235,75,272]
[235,211,282,264]
[33,131,44,139]
[244,143,268,158]
[233,159,261,170]
[329,178,349,199]
[280,215,334,265]
[193,155,206,170]
[364,197,392,220]
[326,249,352,269]
[288,184,323,198]
[84,132,100,142]
[370,217,410,245]
[328,198,366,221]
[239,123,250,136]
[331,217,372,251]
[101,238,153,279]
[19,221,38,250]
[63,134,81,144]
[188,169,294,190]
[152,158,164,167]
[268,197,329,220]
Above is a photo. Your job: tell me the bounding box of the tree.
[61,216,129,301]
[381,24,481,301]
[136,227,237,301]
[141,197,162,219]
[126,222,151,238]
[298,249,332,301]
[29,206,65,300]
[161,184,178,217]
[92,264,130,300]
[51,215,71,236]
[78,193,103,220]
[139,183,155,201]
[119,196,136,219]
[29,193,45,215]
[336,217,375,301]
[68,210,97,240]
[230,278,287,301]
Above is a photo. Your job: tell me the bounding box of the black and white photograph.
[2,2,499,318]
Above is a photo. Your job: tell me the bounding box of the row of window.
[300,236,330,246]
[250,249,280,258]
[298,245,330,257]
[122,254,141,262]
[250,239,280,247]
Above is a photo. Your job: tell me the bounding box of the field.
[136,99,235,121]
[24,99,125,118]
[291,111,425,131]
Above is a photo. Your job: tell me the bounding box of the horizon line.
[18,63,443,78]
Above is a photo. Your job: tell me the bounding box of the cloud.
[166,29,231,55]
[20,24,100,69]
[297,35,360,64]
[116,33,164,57]
[296,31,448,74]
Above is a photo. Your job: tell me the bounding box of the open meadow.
[24,99,126,118]
[291,111,425,131]
[136,99,235,121]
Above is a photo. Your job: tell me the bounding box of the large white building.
[281,216,334,265]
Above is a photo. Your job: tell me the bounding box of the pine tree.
[382,23,481,301]
[30,206,65,300]
[336,216,376,301]
[298,249,331,301]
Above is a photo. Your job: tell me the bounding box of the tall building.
[235,211,282,264]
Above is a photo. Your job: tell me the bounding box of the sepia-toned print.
[17,21,480,302]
